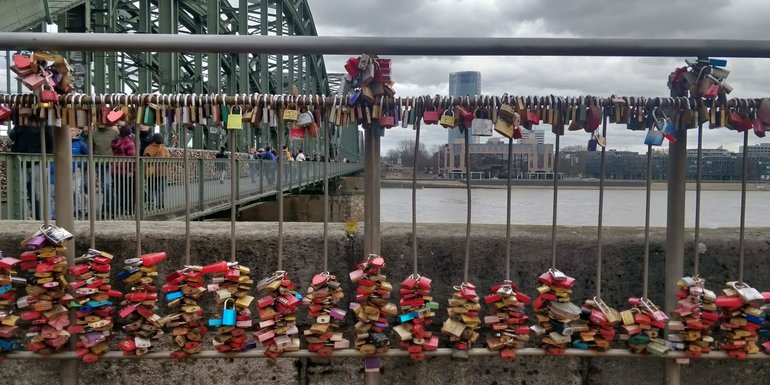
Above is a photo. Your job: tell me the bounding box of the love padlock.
[222,298,236,326]
[422,105,439,125]
[226,106,243,130]
[471,107,493,136]
[102,106,123,125]
[282,102,299,122]
[439,107,456,128]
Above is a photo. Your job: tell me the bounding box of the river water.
[380,187,770,228]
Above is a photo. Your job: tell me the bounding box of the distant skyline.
[309,0,770,155]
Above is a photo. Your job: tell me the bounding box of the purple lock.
[26,235,47,250]
[364,357,380,372]
[86,332,106,346]
[391,105,400,126]
[329,308,347,320]
[373,321,388,329]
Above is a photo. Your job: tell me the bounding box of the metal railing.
[0,153,362,220]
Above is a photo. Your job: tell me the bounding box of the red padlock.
[0,105,11,121]
[13,54,31,70]
[106,107,124,124]
[422,107,439,125]
[39,85,58,103]
[140,252,166,266]
[119,339,136,352]
[201,261,228,274]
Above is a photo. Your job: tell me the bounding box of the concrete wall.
[1,221,769,384]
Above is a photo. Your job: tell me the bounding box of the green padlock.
[407,106,416,125]
[143,104,156,126]
[220,103,228,125]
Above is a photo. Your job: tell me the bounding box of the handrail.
[3,348,769,360]
[0,153,362,220]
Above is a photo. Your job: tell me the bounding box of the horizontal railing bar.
[2,33,770,57]
[1,93,769,109]
[4,348,768,360]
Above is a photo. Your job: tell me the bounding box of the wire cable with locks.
[643,125,653,299]
[692,118,704,276]
[738,130,749,282]
[550,125,561,269]
[411,98,422,275]
[595,105,608,298]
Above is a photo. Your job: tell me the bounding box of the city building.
[520,128,545,144]
[570,146,770,181]
[447,71,481,144]
[439,137,554,179]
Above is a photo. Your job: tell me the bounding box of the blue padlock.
[398,311,418,323]
[115,267,139,281]
[222,298,236,326]
[208,318,222,327]
[78,305,94,314]
[709,58,727,67]
[0,284,11,294]
[166,291,183,301]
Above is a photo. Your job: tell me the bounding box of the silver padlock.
[729,281,764,303]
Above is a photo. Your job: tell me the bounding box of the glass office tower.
[448,71,481,144]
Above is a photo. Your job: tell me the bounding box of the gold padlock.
[282,101,299,122]
[439,107,456,128]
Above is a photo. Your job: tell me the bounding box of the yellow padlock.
[283,103,299,122]
[226,106,243,130]
[439,107,456,128]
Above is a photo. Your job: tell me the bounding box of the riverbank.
[381,178,770,191]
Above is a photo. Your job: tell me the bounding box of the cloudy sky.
[308,0,770,154]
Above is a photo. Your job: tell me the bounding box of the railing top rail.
[2,33,770,57]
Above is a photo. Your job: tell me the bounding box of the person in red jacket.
[111,125,136,217]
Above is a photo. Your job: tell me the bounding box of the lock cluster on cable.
[206,261,254,353]
[531,269,580,356]
[394,273,439,361]
[254,271,301,359]
[575,297,620,352]
[304,272,348,356]
[116,252,166,356]
[715,281,768,360]
[667,276,719,363]
[68,249,121,362]
[442,282,481,361]
[349,254,397,357]
[162,262,207,359]
[18,226,73,355]
[0,252,24,353]
[484,280,531,361]
[619,297,669,355]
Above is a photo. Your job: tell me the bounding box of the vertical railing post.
[198,158,205,211]
[53,122,77,385]
[6,155,21,219]
[664,119,687,385]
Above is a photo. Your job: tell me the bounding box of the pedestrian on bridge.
[144,133,170,210]
[89,124,119,218]
[216,146,228,184]
[111,126,136,217]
